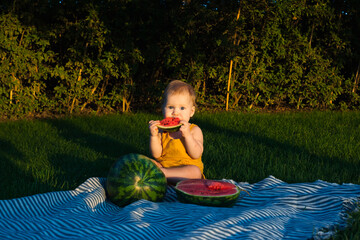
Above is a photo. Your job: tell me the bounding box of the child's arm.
[149,120,162,159]
[180,122,204,159]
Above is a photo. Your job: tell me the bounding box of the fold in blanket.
[0,176,359,240]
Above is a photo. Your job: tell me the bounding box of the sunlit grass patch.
[0,111,359,238]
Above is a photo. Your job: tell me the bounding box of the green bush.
[0,0,359,119]
[0,12,55,118]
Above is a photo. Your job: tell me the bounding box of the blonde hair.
[163,80,196,106]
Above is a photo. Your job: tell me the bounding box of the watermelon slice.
[175,179,247,207]
[157,117,182,132]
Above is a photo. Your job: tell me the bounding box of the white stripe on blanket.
[0,176,359,240]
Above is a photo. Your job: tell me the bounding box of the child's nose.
[173,108,179,115]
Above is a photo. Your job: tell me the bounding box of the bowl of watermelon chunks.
[157,117,183,132]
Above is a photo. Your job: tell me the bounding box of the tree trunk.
[225,8,241,111]
[309,23,315,49]
[226,60,233,111]
[122,97,131,112]
[352,60,360,93]
[70,68,82,113]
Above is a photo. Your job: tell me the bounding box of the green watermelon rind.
[106,153,167,207]
[174,182,241,207]
[157,123,183,132]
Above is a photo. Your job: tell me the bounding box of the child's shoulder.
[190,123,202,131]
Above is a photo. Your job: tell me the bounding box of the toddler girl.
[148,80,204,184]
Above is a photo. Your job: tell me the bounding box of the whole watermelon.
[106,153,167,207]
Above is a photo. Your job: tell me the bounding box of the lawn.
[0,111,359,238]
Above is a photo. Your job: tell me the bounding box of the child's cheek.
[163,109,170,118]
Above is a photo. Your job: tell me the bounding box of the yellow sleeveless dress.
[156,124,204,175]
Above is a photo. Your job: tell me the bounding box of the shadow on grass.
[42,117,146,189]
[0,116,148,199]
[0,139,52,199]
[0,139,24,199]
[193,118,359,184]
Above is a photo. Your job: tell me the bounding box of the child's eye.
[180,107,185,110]
[168,106,174,109]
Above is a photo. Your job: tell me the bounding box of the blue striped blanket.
[0,176,359,240]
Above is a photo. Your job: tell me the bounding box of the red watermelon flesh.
[176,179,238,196]
[158,117,182,132]
[175,179,243,207]
[160,117,180,126]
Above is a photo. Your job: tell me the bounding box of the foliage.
[0,0,359,118]
[0,12,55,117]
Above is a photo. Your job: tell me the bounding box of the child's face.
[163,93,195,122]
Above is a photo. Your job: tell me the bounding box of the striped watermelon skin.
[106,153,167,207]
[175,179,241,207]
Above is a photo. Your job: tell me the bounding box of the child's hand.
[148,120,160,136]
[179,121,192,138]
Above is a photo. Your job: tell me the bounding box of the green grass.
[199,111,360,184]
[0,111,359,238]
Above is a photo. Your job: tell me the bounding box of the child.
[148,80,204,184]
